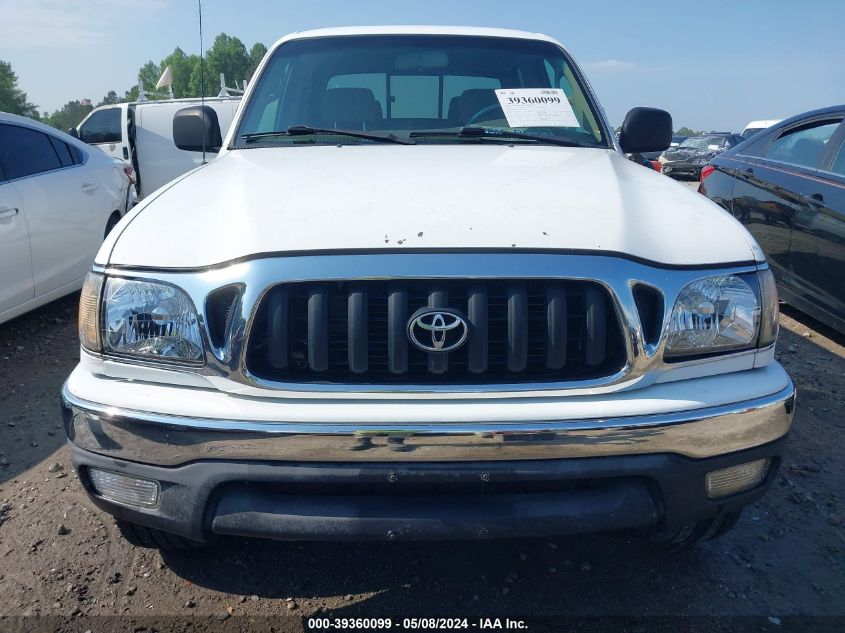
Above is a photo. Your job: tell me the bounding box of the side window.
[0,124,63,180]
[48,135,75,167]
[764,120,841,169]
[737,130,773,157]
[829,139,845,177]
[79,108,122,144]
[256,101,278,132]
[69,144,84,165]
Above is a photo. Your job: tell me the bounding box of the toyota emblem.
[407,307,469,353]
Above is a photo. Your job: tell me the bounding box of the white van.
[74,97,240,199]
[741,119,781,139]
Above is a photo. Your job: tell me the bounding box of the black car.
[700,105,845,333]
[660,133,744,179]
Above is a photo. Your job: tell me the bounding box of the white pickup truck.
[62,26,795,550]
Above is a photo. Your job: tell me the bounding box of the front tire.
[115,519,208,550]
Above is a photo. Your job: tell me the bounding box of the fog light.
[705,459,770,499]
[88,468,160,508]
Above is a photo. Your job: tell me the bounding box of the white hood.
[107,145,760,269]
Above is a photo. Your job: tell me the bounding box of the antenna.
[198,0,206,164]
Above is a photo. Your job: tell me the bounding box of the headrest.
[321,88,382,129]
[452,89,503,125]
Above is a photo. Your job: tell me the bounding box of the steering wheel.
[465,103,504,126]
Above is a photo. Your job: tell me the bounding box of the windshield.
[680,135,725,149]
[742,128,764,139]
[233,35,608,148]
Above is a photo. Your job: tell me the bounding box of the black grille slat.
[585,286,607,367]
[267,287,288,370]
[467,284,488,374]
[387,284,408,374]
[546,285,567,370]
[307,288,329,372]
[507,284,528,372]
[348,285,368,373]
[246,278,625,385]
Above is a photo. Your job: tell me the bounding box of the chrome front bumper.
[62,380,796,467]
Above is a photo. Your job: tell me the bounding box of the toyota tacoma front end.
[62,26,794,549]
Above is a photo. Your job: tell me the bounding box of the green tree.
[119,34,265,103]
[247,42,268,82]
[0,60,39,118]
[160,47,201,98]
[97,90,121,106]
[44,100,93,131]
[124,60,166,101]
[675,126,704,137]
[190,33,250,96]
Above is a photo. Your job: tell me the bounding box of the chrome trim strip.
[62,380,795,466]
[93,253,763,395]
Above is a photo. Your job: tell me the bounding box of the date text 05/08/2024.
[306,617,528,630]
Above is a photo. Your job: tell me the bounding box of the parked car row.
[624,108,842,334]
[659,132,745,179]
[701,105,845,333]
[657,121,782,180]
[0,92,244,326]
[0,113,133,325]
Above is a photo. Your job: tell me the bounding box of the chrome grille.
[245,279,626,384]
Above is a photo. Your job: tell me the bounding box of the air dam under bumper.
[61,374,795,543]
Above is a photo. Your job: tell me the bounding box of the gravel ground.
[0,203,843,631]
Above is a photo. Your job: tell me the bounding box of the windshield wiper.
[242,125,416,145]
[409,126,584,147]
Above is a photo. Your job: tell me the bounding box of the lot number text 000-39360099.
[305,617,529,630]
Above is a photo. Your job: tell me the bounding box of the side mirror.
[618,107,672,154]
[67,127,79,139]
[173,105,222,152]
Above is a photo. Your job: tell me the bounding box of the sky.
[2,0,844,131]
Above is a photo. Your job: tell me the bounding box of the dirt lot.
[1,250,843,630]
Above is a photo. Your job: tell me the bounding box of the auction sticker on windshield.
[495,89,579,128]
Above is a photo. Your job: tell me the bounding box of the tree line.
[0,33,266,132]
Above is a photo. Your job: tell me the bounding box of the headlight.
[102,278,203,361]
[665,274,759,359]
[757,267,779,348]
[79,272,104,353]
